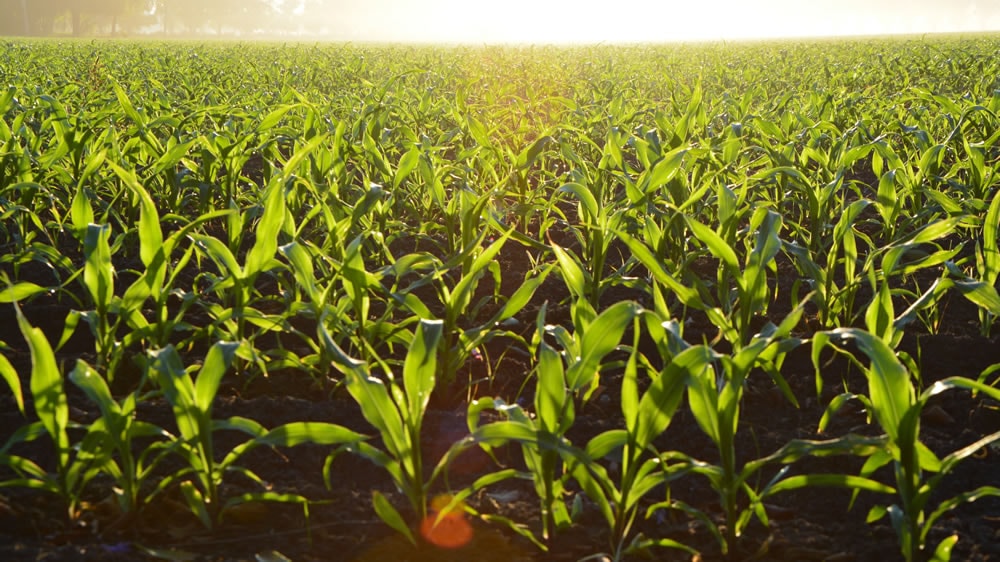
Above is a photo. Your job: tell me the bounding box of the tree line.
[0,1,330,36]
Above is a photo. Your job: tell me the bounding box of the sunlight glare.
[317,0,1000,44]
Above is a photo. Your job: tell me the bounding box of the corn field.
[1,37,1000,561]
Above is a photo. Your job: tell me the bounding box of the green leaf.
[465,116,493,149]
[372,491,416,545]
[113,81,145,126]
[930,535,958,562]
[0,352,24,415]
[865,281,895,342]
[618,231,703,309]
[403,319,443,419]
[70,186,94,239]
[516,135,553,170]
[685,349,721,446]
[981,188,1000,283]
[0,282,47,303]
[69,361,118,422]
[558,182,599,223]
[627,536,699,557]
[111,164,163,269]
[952,279,1000,315]
[584,429,628,460]
[621,335,640,434]
[150,346,200,443]
[496,265,552,323]
[279,242,319,302]
[83,223,114,311]
[551,242,587,301]
[867,504,888,523]
[192,234,244,279]
[685,216,739,273]
[244,181,286,279]
[279,134,327,179]
[150,140,195,175]
[535,342,569,434]
[16,304,69,466]
[876,170,898,225]
[393,147,421,190]
[826,328,914,441]
[566,301,637,391]
[342,366,406,459]
[924,486,1000,547]
[636,345,712,449]
[194,342,240,414]
[644,146,688,191]
[450,231,510,313]
[903,216,964,246]
[179,481,212,528]
[258,104,302,131]
[257,422,367,447]
[766,474,895,496]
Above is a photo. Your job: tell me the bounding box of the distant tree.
[67,0,152,35]
[205,0,274,34]
[155,0,206,33]
[19,0,30,34]
[0,0,31,34]
[22,0,67,35]
[154,0,270,35]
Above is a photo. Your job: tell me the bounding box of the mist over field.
[2,0,999,42]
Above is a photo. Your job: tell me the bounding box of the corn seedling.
[322,319,449,544]
[149,342,366,528]
[466,300,640,544]
[0,305,106,520]
[568,317,701,561]
[814,328,1000,562]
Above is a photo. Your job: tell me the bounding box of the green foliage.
[814,329,1000,562]
[323,319,448,542]
[1,37,1000,560]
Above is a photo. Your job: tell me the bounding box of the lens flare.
[419,495,473,549]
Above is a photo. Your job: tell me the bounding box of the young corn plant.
[682,207,784,349]
[191,137,324,348]
[106,164,235,351]
[0,305,107,521]
[62,167,235,380]
[321,318,450,545]
[506,134,557,235]
[62,243,123,367]
[393,230,550,393]
[149,342,366,528]
[467,300,640,544]
[554,177,635,311]
[637,299,893,559]
[666,304,807,555]
[568,316,702,562]
[952,187,1000,336]
[279,237,410,380]
[66,362,173,519]
[783,198,874,328]
[813,328,1000,562]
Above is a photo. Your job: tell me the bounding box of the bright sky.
[308,0,1000,43]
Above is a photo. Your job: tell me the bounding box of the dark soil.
[1,240,999,562]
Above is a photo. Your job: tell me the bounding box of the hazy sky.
[307,0,1000,43]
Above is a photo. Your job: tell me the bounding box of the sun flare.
[319,0,999,43]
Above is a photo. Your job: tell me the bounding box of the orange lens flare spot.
[429,494,463,514]
[419,495,473,549]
